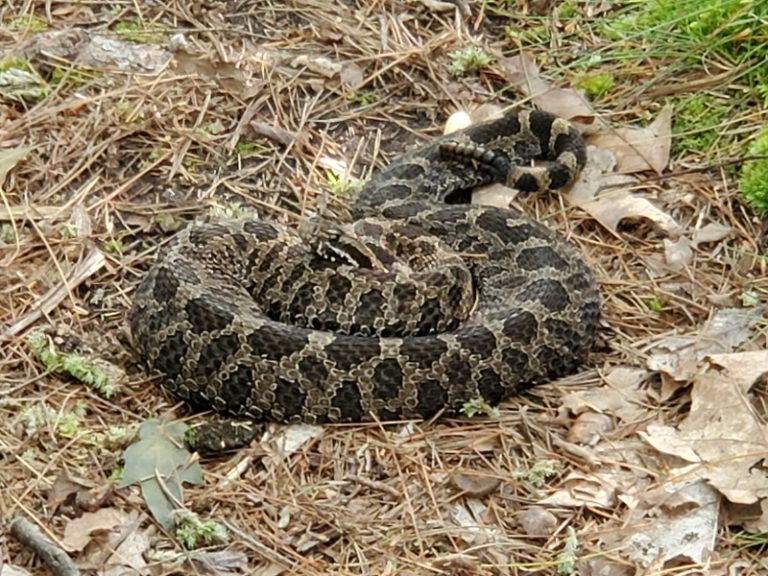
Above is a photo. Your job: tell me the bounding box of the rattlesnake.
[129,109,600,424]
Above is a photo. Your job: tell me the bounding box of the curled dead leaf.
[291,54,342,78]
[49,472,112,514]
[450,472,502,498]
[663,236,693,272]
[568,412,614,445]
[516,506,557,536]
[692,222,732,247]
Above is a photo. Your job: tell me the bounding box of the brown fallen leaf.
[724,499,768,533]
[62,508,123,552]
[103,531,151,575]
[587,106,672,174]
[496,52,602,127]
[568,412,614,445]
[568,147,681,237]
[641,350,768,505]
[578,558,634,576]
[646,307,764,384]
[0,564,33,576]
[663,236,693,272]
[184,550,249,574]
[561,365,651,424]
[619,480,720,568]
[48,472,112,515]
[541,470,621,509]
[451,472,502,498]
[691,222,732,247]
[290,54,342,78]
[516,506,557,536]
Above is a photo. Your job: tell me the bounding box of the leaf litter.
[1,2,767,575]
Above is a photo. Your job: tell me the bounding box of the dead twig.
[10,517,80,576]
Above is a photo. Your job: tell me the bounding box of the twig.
[1,249,106,340]
[10,517,80,576]
[345,473,400,498]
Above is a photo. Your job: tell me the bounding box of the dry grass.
[2,1,768,575]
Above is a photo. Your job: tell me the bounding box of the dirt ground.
[2,1,768,575]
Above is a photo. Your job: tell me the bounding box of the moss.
[672,93,730,154]
[447,46,494,76]
[573,73,615,100]
[113,21,169,44]
[11,15,48,33]
[739,128,768,216]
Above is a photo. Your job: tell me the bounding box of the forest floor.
[2,1,768,575]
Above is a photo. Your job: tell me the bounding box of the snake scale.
[130,109,600,424]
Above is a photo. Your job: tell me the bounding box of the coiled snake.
[130,109,600,424]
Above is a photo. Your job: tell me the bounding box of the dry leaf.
[587,106,672,174]
[290,54,342,78]
[620,480,719,568]
[104,533,151,576]
[62,508,123,552]
[446,499,512,567]
[541,471,620,509]
[725,499,768,533]
[578,558,634,576]
[567,147,681,237]
[664,236,693,272]
[568,412,613,445]
[692,222,732,247]
[268,423,325,461]
[516,506,557,535]
[576,186,681,237]
[48,472,112,514]
[1,565,33,576]
[340,62,364,87]
[451,472,502,498]
[0,147,31,185]
[496,53,600,126]
[182,550,249,574]
[561,365,650,423]
[641,351,768,505]
[472,183,519,208]
[647,307,764,382]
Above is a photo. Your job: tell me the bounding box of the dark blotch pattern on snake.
[129,109,600,424]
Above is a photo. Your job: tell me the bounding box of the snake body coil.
[130,109,600,423]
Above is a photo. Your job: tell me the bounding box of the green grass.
[605,0,768,93]
[597,0,768,152]
[326,169,362,197]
